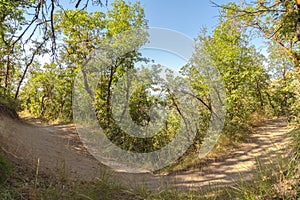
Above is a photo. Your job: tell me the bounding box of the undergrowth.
[220,128,300,200]
[0,96,19,119]
[0,162,217,200]
[0,113,298,199]
[0,151,12,185]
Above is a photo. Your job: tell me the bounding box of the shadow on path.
[0,115,293,190]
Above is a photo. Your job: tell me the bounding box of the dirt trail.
[0,114,293,190]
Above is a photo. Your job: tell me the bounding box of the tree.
[21,0,148,122]
[214,0,300,71]
[264,41,300,121]
[184,16,269,137]
[0,0,28,99]
[0,0,109,110]
[21,63,74,121]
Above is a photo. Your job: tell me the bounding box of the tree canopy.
[0,0,299,174]
[214,0,300,71]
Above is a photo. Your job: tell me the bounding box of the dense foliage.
[0,0,299,190]
[0,0,299,199]
[183,18,269,139]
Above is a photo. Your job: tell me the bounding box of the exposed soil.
[0,113,293,190]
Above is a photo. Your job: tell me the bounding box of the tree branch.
[14,41,46,100]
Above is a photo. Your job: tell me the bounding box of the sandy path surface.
[165,118,293,189]
[0,114,293,190]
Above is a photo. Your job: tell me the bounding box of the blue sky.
[91,0,239,38]
[58,0,239,70]
[135,0,240,70]
[140,0,234,38]
[133,0,267,70]
[49,0,266,69]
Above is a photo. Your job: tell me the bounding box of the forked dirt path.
[0,114,293,190]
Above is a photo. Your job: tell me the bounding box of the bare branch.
[12,2,42,46]
[15,41,47,99]
[75,0,82,8]
[50,0,56,54]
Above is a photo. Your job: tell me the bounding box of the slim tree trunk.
[5,54,10,89]
[292,53,300,72]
